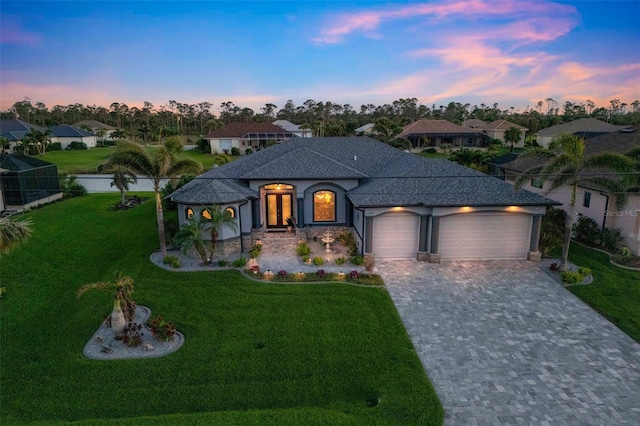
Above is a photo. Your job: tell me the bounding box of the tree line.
[2,97,639,142]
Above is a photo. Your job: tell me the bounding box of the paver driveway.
[378,260,640,425]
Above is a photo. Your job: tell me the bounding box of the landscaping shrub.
[561,271,582,284]
[337,232,359,256]
[67,141,88,150]
[335,257,346,265]
[422,147,438,154]
[150,315,177,342]
[540,207,565,256]
[347,270,360,282]
[573,214,599,245]
[312,256,324,266]
[97,139,117,147]
[217,259,228,267]
[295,242,311,256]
[349,255,364,265]
[231,147,241,156]
[612,247,632,265]
[59,174,87,198]
[599,227,622,252]
[232,257,247,267]
[122,322,144,347]
[577,266,591,277]
[277,270,287,277]
[316,269,327,279]
[196,136,209,153]
[248,244,262,259]
[245,148,253,155]
[48,142,63,151]
[163,255,181,269]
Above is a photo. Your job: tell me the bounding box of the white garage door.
[373,212,419,259]
[439,213,531,260]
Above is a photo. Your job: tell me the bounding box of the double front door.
[266,193,293,229]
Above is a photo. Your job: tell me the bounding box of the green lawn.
[41,147,225,174]
[566,244,640,342]
[0,194,444,425]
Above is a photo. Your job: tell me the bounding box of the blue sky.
[1,0,639,115]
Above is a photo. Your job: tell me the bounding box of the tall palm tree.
[108,140,203,256]
[110,166,137,205]
[515,134,633,271]
[504,127,522,153]
[0,217,32,254]
[22,129,52,155]
[173,217,211,264]
[206,205,238,259]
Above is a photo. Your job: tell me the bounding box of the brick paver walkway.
[379,260,640,425]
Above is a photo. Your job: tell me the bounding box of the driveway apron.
[379,260,640,425]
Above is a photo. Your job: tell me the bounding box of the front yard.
[0,194,443,425]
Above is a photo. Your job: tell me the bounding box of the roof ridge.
[303,146,370,176]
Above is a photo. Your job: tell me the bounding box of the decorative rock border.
[82,306,184,360]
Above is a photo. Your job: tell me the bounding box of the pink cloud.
[0,21,42,46]
[313,0,578,44]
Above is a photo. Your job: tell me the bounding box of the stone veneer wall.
[184,238,242,261]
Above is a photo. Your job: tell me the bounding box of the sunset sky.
[1,0,639,115]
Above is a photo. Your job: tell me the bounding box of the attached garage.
[439,213,531,260]
[373,212,419,259]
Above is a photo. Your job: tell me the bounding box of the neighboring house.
[49,125,97,149]
[462,119,488,129]
[354,123,375,136]
[205,122,298,154]
[0,154,63,212]
[0,119,47,152]
[485,153,519,180]
[272,120,312,138]
[73,120,116,140]
[496,126,640,255]
[536,118,630,148]
[481,120,528,148]
[169,137,556,262]
[397,120,487,149]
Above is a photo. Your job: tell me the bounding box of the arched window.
[224,207,236,219]
[201,208,212,221]
[313,190,336,222]
[185,207,194,219]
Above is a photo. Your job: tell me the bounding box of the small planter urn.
[110,298,126,336]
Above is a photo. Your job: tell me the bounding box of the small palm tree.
[515,134,633,270]
[504,127,522,153]
[0,217,32,254]
[173,217,211,264]
[108,140,203,256]
[22,129,52,155]
[110,166,137,206]
[206,205,238,260]
[77,271,137,326]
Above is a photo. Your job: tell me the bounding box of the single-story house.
[73,120,117,140]
[354,123,375,136]
[0,154,63,212]
[0,119,47,152]
[169,136,557,262]
[536,118,631,148]
[397,119,487,149]
[272,120,312,138]
[205,122,298,154]
[497,126,640,255]
[50,125,97,149]
[481,120,528,148]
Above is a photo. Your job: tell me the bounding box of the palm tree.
[108,140,203,256]
[22,129,52,155]
[0,217,32,254]
[205,205,238,259]
[504,127,522,153]
[110,166,137,205]
[77,271,137,335]
[173,217,211,264]
[515,134,633,271]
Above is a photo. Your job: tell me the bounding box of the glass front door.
[266,193,293,228]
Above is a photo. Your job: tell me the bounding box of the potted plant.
[286,216,296,232]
